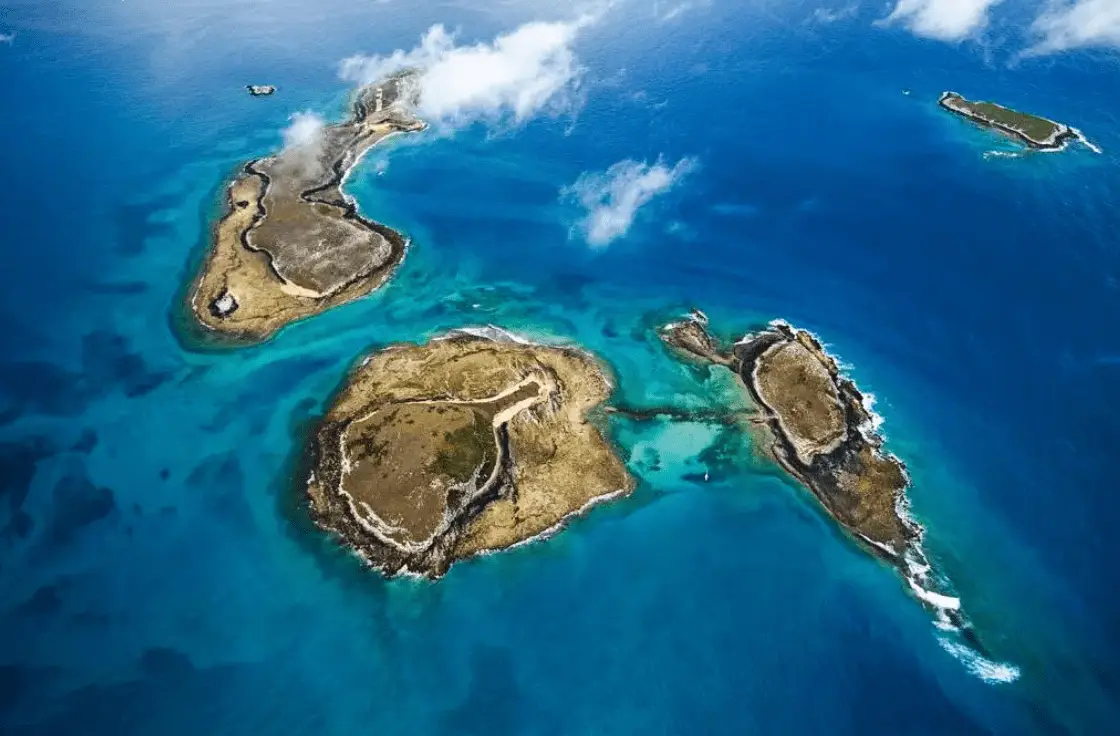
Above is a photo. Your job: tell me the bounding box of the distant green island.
[939,91,1095,152]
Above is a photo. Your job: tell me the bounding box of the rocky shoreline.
[306,330,634,578]
[187,72,426,343]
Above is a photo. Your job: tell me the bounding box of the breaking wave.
[938,638,1021,684]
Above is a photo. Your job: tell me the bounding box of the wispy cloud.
[880,0,1003,41]
[282,111,326,150]
[563,157,697,247]
[654,1,694,23]
[338,17,595,130]
[0,32,15,45]
[279,112,327,173]
[1028,0,1120,54]
[811,5,859,24]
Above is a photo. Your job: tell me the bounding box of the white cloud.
[282,111,326,150]
[1029,0,1120,53]
[655,2,694,23]
[881,0,1002,41]
[338,18,593,129]
[564,157,696,247]
[279,112,328,174]
[812,5,859,24]
[0,32,15,44]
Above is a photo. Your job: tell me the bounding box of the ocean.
[1,0,1119,733]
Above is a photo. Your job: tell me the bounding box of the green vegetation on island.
[938,91,1088,151]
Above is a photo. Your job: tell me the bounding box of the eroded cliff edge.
[306,329,634,578]
[188,72,425,343]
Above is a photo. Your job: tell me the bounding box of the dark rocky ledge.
[188,71,427,343]
[306,330,634,578]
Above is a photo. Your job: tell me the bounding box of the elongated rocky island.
[306,329,634,578]
[938,91,1088,151]
[661,314,995,655]
[661,316,916,554]
[188,72,425,342]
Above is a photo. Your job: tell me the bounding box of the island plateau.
[939,91,1088,151]
[306,329,634,578]
[188,72,425,342]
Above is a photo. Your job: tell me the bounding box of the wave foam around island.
[908,578,961,611]
[446,324,537,345]
[938,638,1022,684]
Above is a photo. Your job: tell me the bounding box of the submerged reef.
[189,72,426,343]
[659,313,986,639]
[306,329,634,578]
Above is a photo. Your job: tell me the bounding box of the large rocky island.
[938,91,1090,152]
[306,329,634,578]
[188,72,425,342]
[659,314,976,631]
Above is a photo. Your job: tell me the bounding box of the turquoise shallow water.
[2,0,1120,733]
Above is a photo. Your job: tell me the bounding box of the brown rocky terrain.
[306,330,634,577]
[660,316,913,555]
[189,73,425,343]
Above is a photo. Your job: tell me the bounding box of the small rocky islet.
[189,72,426,343]
[306,330,634,578]
[938,90,1092,152]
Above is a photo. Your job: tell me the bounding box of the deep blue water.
[2,0,1119,733]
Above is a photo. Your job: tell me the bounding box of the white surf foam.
[983,150,1023,160]
[908,579,961,611]
[894,492,923,536]
[858,392,887,437]
[938,638,1021,684]
[904,549,931,579]
[857,532,898,559]
[1072,128,1103,154]
[445,324,535,345]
